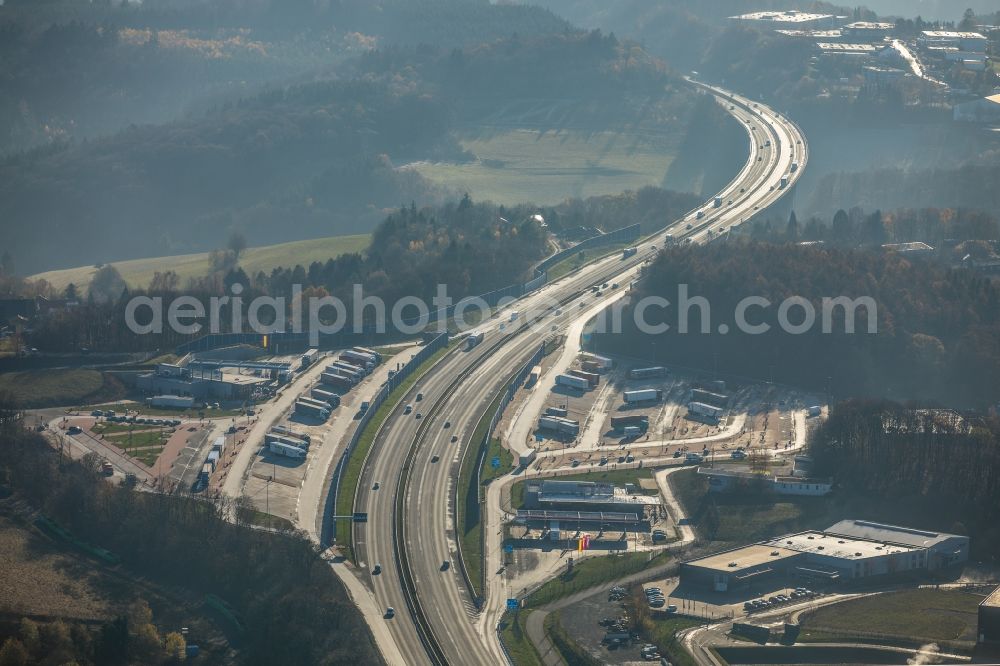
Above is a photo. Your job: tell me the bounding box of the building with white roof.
[920,30,988,52]
[680,520,968,592]
[954,94,1000,123]
[842,21,895,41]
[730,10,841,31]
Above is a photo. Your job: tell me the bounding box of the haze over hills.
[3,3,1000,666]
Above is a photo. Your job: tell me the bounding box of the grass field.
[799,589,982,646]
[499,610,545,666]
[408,128,676,205]
[525,550,668,609]
[30,233,371,291]
[0,368,125,408]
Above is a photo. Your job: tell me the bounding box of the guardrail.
[321,331,449,547]
[454,342,546,607]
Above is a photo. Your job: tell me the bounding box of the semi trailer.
[567,369,599,387]
[623,389,663,405]
[538,416,580,437]
[610,415,649,430]
[555,374,591,391]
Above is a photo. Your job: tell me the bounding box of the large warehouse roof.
[825,520,964,549]
[732,11,834,23]
[685,544,801,573]
[765,531,917,559]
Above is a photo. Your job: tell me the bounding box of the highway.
[346,81,808,665]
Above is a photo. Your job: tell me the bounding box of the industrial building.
[699,466,833,497]
[980,586,1000,646]
[775,29,843,41]
[919,31,988,52]
[135,348,300,401]
[730,10,841,31]
[816,42,879,57]
[822,520,969,569]
[881,241,935,257]
[680,520,969,593]
[137,361,273,400]
[523,479,661,516]
[954,94,1000,123]
[841,21,894,41]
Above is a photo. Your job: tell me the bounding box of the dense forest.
[807,164,1000,218]
[0,397,380,665]
[0,0,570,155]
[746,206,1000,248]
[810,399,1000,554]
[1,28,697,274]
[0,600,195,665]
[595,239,1000,408]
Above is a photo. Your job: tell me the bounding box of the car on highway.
[416,392,423,401]
[599,456,608,465]
[431,454,440,463]
[451,435,458,442]
[384,607,395,619]
[67,425,82,434]
[443,421,451,428]
[372,564,382,575]
[372,481,380,490]
[404,404,412,414]
[440,560,450,571]
[686,223,693,230]
[415,412,422,419]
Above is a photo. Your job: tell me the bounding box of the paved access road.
[350,80,808,665]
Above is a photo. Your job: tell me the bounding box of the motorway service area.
[489,339,826,587]
[34,80,819,666]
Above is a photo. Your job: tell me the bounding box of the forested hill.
[807,165,1000,218]
[810,399,1000,554]
[595,241,1000,408]
[1,30,690,274]
[0,0,570,155]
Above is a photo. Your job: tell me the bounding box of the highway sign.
[352,512,368,523]
[507,598,519,610]
[491,456,501,469]
[504,544,514,553]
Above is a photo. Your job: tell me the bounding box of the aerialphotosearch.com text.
[124,283,878,345]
